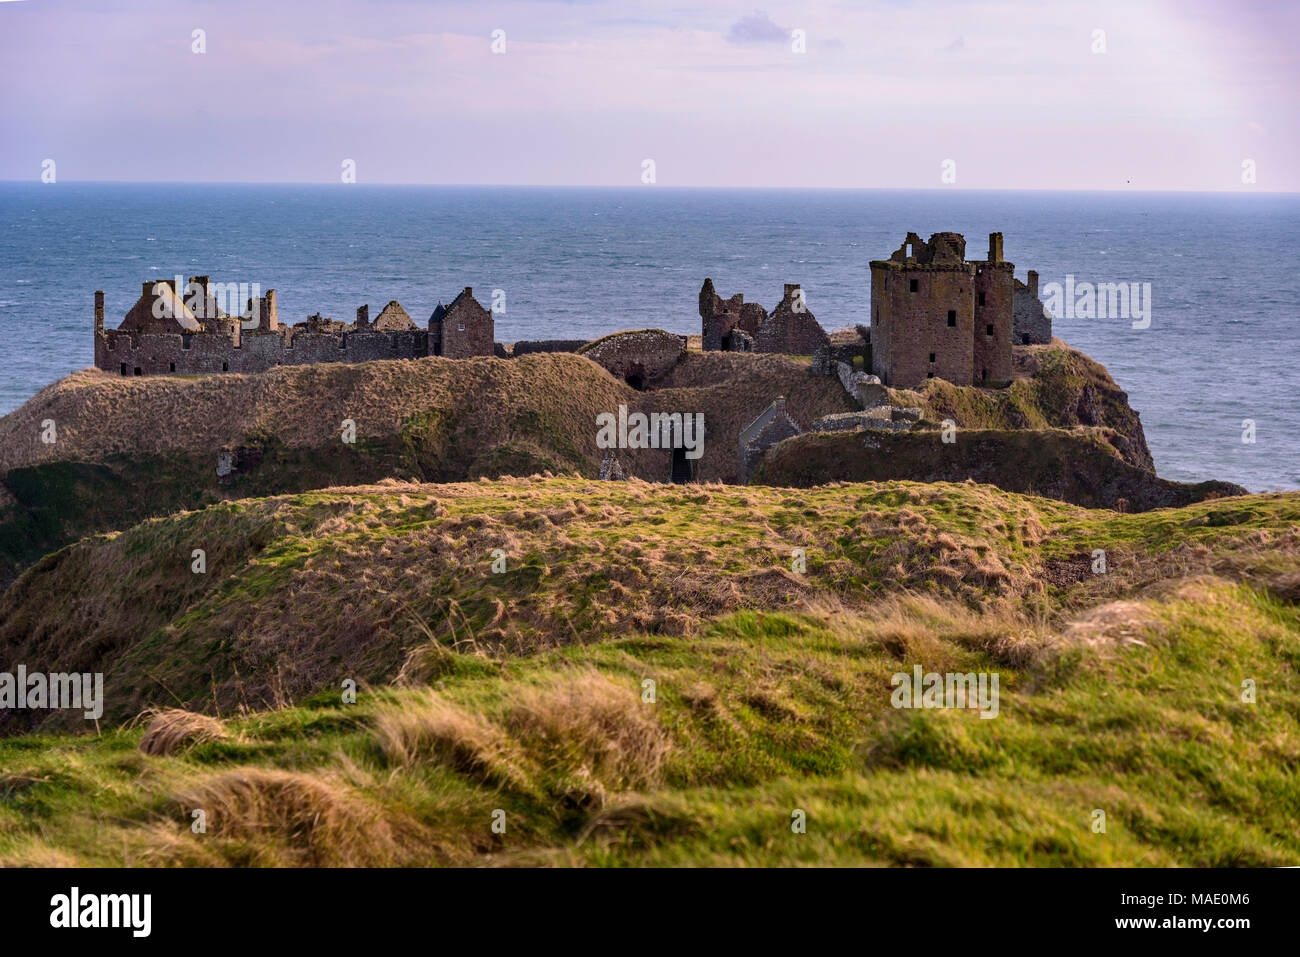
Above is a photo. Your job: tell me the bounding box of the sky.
[0,0,1296,190]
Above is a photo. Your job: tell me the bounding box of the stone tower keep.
[869,231,1013,388]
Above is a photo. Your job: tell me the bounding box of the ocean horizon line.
[1,180,1296,197]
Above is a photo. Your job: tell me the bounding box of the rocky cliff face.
[751,428,1244,512]
[890,342,1155,472]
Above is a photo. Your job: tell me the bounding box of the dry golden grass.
[0,356,626,473]
[1061,600,1164,650]
[373,691,532,792]
[0,351,853,483]
[174,767,413,867]
[138,708,229,756]
[804,593,1055,670]
[503,672,670,802]
[4,474,1295,728]
[373,672,669,810]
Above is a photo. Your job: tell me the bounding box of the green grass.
[0,572,1296,867]
[4,478,1297,731]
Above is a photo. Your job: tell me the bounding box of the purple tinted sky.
[1,0,1296,190]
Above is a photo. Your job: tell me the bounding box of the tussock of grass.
[172,768,414,867]
[373,672,669,812]
[502,672,670,808]
[373,692,531,792]
[138,708,229,756]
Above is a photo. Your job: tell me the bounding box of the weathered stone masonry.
[95,278,495,376]
[700,280,829,356]
[1013,270,1053,345]
[869,232,1015,389]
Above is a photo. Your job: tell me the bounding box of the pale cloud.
[727,11,788,44]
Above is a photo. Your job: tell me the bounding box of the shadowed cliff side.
[750,428,1244,511]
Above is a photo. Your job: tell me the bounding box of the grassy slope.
[0,353,847,480]
[5,478,1294,729]
[0,343,1185,586]
[0,352,850,584]
[892,342,1155,471]
[0,480,1297,867]
[0,555,1297,864]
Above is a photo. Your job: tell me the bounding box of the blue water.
[1,184,1297,491]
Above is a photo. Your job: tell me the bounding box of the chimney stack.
[94,291,105,332]
[264,289,278,331]
[463,286,473,298]
[784,283,800,299]
[1027,270,1039,298]
[356,303,369,328]
[988,232,1003,263]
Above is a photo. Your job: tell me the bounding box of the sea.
[1,183,1296,491]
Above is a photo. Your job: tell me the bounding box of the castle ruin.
[94,236,1052,390]
[699,280,830,356]
[868,232,1015,389]
[95,278,495,376]
[1013,270,1053,345]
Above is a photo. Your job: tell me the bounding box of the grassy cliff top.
[0,352,850,479]
[2,475,1295,727]
[0,476,1297,866]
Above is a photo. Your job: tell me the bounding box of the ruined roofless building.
[868,232,1014,388]
[699,279,766,351]
[95,278,494,376]
[699,280,829,355]
[1013,270,1053,345]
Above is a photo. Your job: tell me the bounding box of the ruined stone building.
[738,396,802,483]
[1013,270,1053,345]
[95,277,494,376]
[578,329,686,390]
[700,280,829,356]
[868,232,1014,388]
[428,287,495,358]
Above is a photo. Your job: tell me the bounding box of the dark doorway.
[1022,333,1031,345]
[133,367,142,376]
[670,447,693,484]
[625,374,645,390]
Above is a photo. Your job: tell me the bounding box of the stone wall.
[869,231,1017,389]
[98,327,431,376]
[738,396,802,484]
[699,279,766,352]
[836,362,888,408]
[808,407,920,433]
[579,329,685,386]
[435,289,494,359]
[1013,271,1053,344]
[972,261,1014,385]
[96,284,499,376]
[870,260,974,388]
[754,284,830,355]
